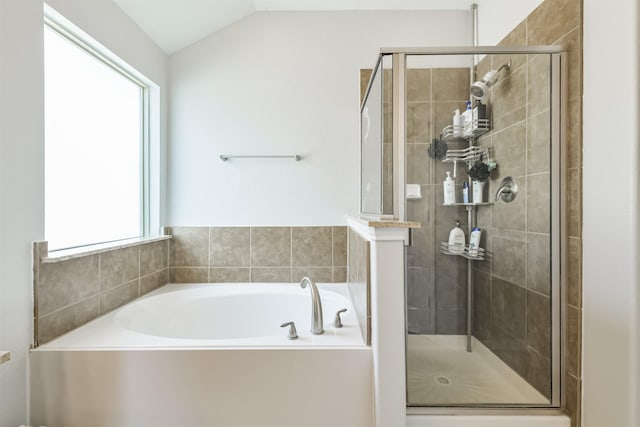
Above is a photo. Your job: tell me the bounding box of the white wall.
[0,1,44,424]
[168,10,471,226]
[582,0,639,426]
[0,1,167,425]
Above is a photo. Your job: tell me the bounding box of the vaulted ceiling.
[112,0,476,54]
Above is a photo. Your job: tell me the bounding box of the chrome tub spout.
[300,277,324,335]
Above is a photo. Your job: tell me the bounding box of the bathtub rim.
[34,282,366,351]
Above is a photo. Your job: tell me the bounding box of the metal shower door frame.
[381,46,565,411]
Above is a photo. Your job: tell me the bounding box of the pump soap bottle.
[448,220,465,254]
[443,171,455,205]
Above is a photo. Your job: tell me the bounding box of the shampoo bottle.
[468,227,482,257]
[448,220,466,254]
[462,181,469,204]
[452,109,462,137]
[443,171,455,205]
[462,101,473,136]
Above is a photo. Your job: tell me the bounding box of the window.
[44,12,150,251]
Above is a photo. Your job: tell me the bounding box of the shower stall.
[360,46,565,409]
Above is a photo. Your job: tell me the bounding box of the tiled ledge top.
[347,215,421,229]
[40,235,172,263]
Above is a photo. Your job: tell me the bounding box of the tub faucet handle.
[333,308,348,328]
[280,321,298,340]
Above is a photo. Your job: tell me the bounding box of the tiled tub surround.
[167,226,347,284]
[347,227,371,344]
[33,238,170,345]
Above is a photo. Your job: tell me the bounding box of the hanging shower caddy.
[439,112,493,261]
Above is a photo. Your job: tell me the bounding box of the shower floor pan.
[407,335,548,406]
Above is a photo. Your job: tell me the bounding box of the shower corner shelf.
[440,242,485,261]
[441,119,490,142]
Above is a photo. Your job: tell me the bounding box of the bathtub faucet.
[300,277,324,335]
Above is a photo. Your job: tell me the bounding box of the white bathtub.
[31,283,373,427]
[39,283,364,348]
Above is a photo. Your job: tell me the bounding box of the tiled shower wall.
[472,0,583,421]
[33,238,170,345]
[360,67,471,335]
[167,226,348,284]
[406,68,472,335]
[471,48,554,399]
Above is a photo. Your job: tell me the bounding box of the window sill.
[41,235,172,263]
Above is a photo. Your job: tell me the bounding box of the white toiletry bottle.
[468,227,482,257]
[443,171,455,205]
[453,109,462,137]
[462,101,473,137]
[472,180,484,203]
[462,181,469,204]
[448,220,466,254]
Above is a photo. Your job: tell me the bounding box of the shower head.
[470,60,511,99]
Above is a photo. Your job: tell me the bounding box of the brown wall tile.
[251,227,291,267]
[527,290,551,357]
[332,226,347,267]
[491,278,526,340]
[292,227,332,267]
[292,267,332,283]
[210,227,250,267]
[407,267,433,310]
[491,65,526,130]
[567,168,582,238]
[527,0,581,46]
[209,267,250,283]
[406,102,432,143]
[432,68,470,101]
[491,231,526,287]
[527,347,551,399]
[527,54,551,117]
[170,267,208,283]
[140,269,169,294]
[527,173,551,234]
[100,279,139,314]
[567,237,582,307]
[527,110,552,174]
[37,296,100,344]
[171,226,209,267]
[38,255,99,316]
[406,143,431,184]
[333,267,347,283]
[100,246,139,291]
[406,69,432,102]
[527,233,551,296]
[140,240,169,276]
[250,267,291,283]
[567,305,582,378]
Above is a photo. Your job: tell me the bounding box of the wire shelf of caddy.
[442,145,491,164]
[440,242,485,261]
[441,119,490,141]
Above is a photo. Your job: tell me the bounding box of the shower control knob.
[333,308,348,328]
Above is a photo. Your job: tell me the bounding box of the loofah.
[428,138,448,160]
